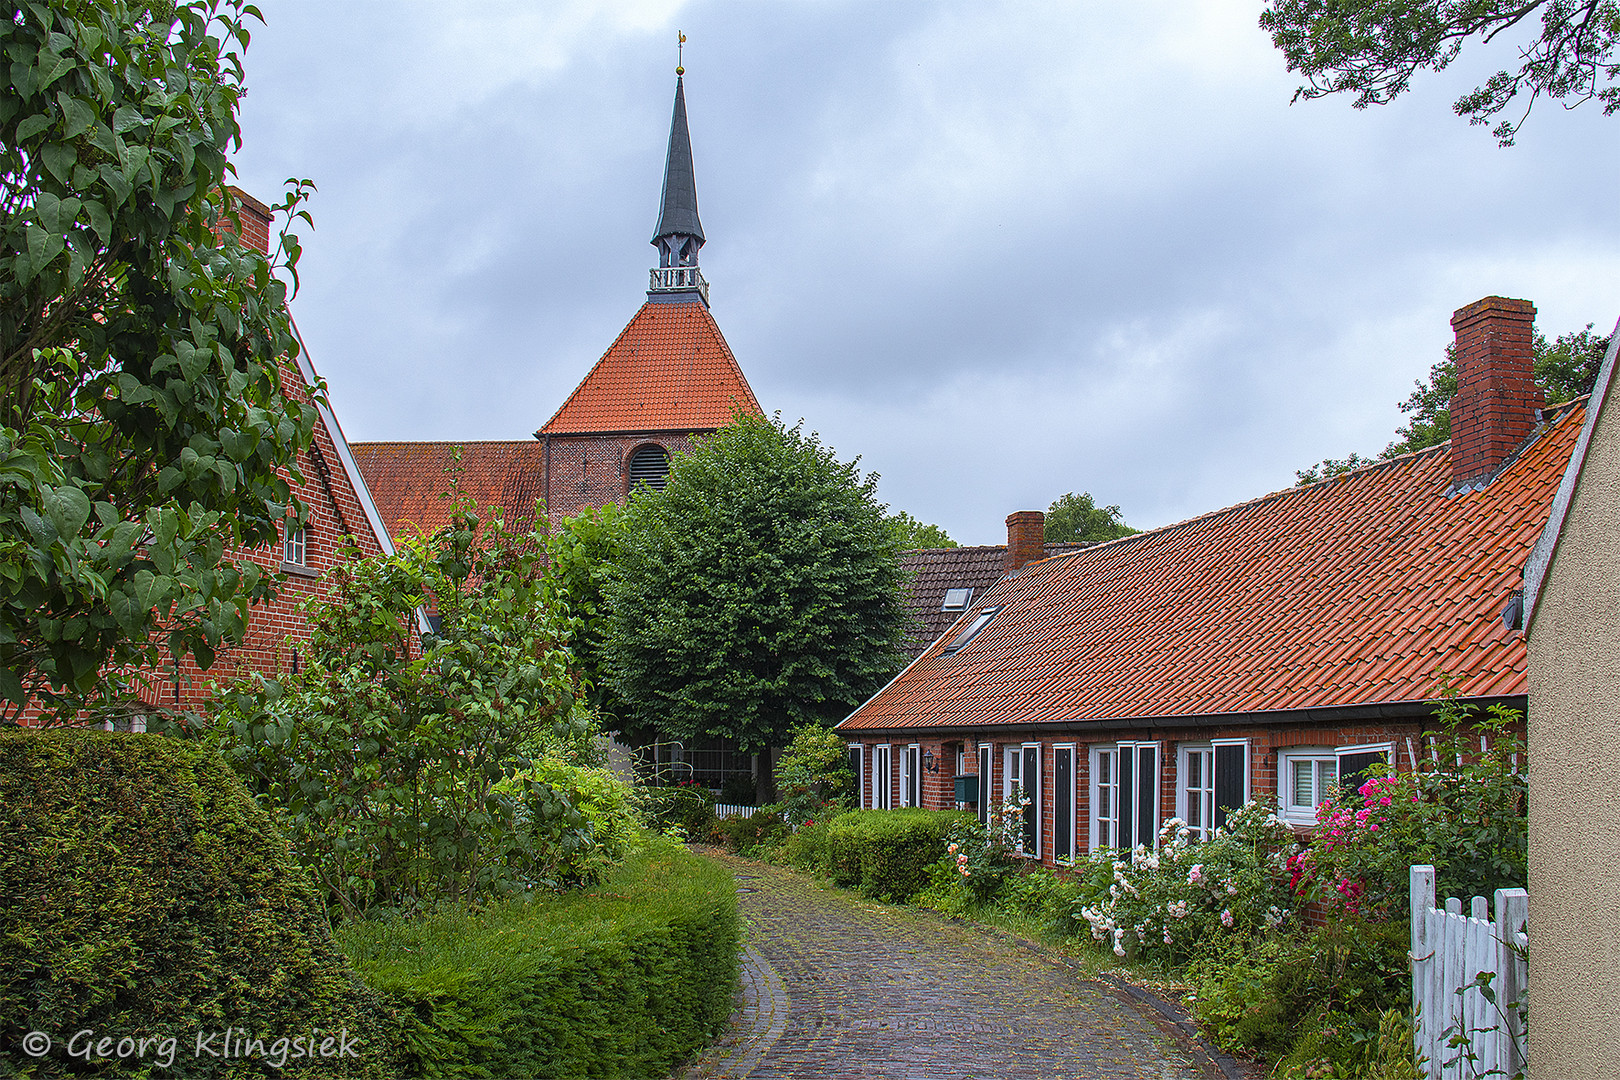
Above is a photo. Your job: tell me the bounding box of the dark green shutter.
[1054,747,1072,861]
[1137,745,1158,849]
[1338,749,1387,801]
[1214,743,1246,828]
[1118,747,1135,849]
[1022,744,1039,856]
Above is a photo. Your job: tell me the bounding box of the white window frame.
[283,515,307,567]
[873,744,894,810]
[1090,741,1161,851]
[1178,744,1216,840]
[1279,742,1393,824]
[848,743,864,809]
[901,743,920,807]
[1053,743,1077,864]
[1090,745,1120,852]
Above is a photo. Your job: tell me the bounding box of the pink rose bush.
[1072,801,1298,964]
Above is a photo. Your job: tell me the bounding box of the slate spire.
[651,73,705,269]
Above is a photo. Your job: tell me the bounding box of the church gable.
[538,298,761,437]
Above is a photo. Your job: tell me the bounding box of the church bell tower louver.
[648,66,708,305]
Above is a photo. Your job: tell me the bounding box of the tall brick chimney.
[1004,511,1045,573]
[221,186,272,256]
[1449,296,1542,489]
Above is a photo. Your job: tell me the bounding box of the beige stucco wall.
[1527,389,1620,1078]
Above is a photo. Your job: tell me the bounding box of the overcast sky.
[231,1,1620,545]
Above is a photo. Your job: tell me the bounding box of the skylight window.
[944,607,1000,654]
[941,587,973,612]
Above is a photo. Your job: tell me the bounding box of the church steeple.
[649,60,709,305]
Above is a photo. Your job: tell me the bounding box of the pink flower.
[1220,909,1234,928]
[948,842,959,854]
[1188,864,1204,885]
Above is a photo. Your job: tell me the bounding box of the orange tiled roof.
[539,297,761,435]
[843,403,1587,733]
[899,543,1093,659]
[350,441,546,543]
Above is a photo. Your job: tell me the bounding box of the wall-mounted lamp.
[922,750,939,774]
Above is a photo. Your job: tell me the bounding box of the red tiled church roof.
[844,403,1586,733]
[350,440,546,541]
[538,299,761,436]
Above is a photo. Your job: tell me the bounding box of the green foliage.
[1187,919,1410,1073]
[886,509,956,548]
[928,791,1025,907]
[1301,688,1527,918]
[1298,324,1613,484]
[1260,0,1620,144]
[640,782,717,838]
[1073,803,1299,964]
[204,497,602,916]
[337,837,738,1080]
[1043,491,1138,543]
[543,501,627,726]
[0,730,395,1078]
[772,813,840,873]
[711,807,792,857]
[0,1,320,721]
[825,808,974,903]
[502,756,643,887]
[606,411,909,751]
[773,720,855,825]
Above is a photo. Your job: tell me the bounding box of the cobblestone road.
[679,852,1225,1080]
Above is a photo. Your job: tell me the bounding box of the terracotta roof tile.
[351,441,546,542]
[539,297,761,435]
[897,542,1091,658]
[843,402,1585,733]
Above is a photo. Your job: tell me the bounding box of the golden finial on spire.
[677,32,685,76]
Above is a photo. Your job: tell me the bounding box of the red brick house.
[839,296,1584,866]
[18,189,397,726]
[353,74,762,542]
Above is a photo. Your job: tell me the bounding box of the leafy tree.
[205,498,600,916]
[1297,323,1613,483]
[1044,491,1138,544]
[605,412,908,752]
[545,501,628,725]
[1,1,316,721]
[1260,0,1620,144]
[773,720,856,825]
[887,509,956,549]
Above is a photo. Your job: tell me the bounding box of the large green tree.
[604,412,909,752]
[886,509,956,549]
[1044,491,1138,544]
[1260,0,1620,144]
[0,1,315,721]
[1296,323,1613,483]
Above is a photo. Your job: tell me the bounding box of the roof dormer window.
[944,607,1000,654]
[941,587,973,612]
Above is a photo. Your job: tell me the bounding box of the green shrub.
[502,757,642,885]
[773,814,839,874]
[711,807,791,857]
[825,809,974,903]
[338,837,737,1079]
[640,782,717,838]
[0,730,394,1078]
[773,721,854,825]
[1186,916,1410,1068]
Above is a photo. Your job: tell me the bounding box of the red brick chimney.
[1004,511,1045,573]
[221,186,272,256]
[1449,296,1542,488]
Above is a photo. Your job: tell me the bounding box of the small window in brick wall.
[283,515,307,567]
[628,444,670,494]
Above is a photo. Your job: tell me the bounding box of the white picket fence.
[713,803,758,819]
[1409,865,1528,1079]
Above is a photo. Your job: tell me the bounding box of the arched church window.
[628,444,670,494]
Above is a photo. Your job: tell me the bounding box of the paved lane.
[680,852,1223,1080]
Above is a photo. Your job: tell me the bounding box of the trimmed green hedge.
[0,730,394,1078]
[826,809,974,903]
[337,837,738,1078]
